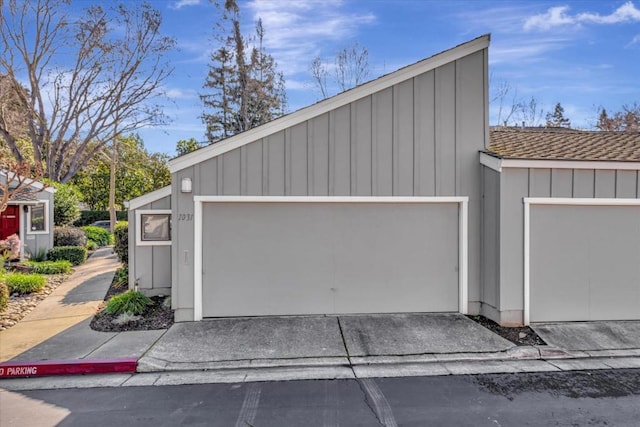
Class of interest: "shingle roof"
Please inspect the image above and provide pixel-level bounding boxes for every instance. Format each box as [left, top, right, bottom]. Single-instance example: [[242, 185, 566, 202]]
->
[[0, 188, 39, 202], [487, 128, 640, 162]]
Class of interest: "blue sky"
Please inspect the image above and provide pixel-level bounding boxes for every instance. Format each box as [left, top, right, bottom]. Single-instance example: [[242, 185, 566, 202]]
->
[[129, 0, 640, 155]]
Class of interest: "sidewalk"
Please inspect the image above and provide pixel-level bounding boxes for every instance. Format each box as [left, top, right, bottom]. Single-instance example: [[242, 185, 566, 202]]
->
[[2, 249, 640, 389], [0, 248, 162, 365]]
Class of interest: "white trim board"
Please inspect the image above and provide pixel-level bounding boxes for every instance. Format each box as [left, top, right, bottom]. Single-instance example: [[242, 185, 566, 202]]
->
[[192, 196, 469, 321], [522, 197, 640, 325], [170, 35, 490, 174], [126, 186, 171, 210], [481, 152, 640, 172]]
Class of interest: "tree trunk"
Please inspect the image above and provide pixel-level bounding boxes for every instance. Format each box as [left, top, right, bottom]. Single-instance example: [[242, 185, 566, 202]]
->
[[108, 137, 117, 233]]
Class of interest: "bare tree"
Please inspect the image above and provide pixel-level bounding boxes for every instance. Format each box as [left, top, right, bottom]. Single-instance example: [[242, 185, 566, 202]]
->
[[0, 156, 45, 214], [489, 77, 544, 127], [310, 57, 329, 99], [0, 0, 175, 183], [596, 103, 640, 131], [311, 42, 370, 99], [517, 96, 545, 127]]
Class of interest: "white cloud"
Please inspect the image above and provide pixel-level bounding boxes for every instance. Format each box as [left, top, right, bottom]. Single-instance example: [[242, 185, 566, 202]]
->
[[170, 0, 202, 10], [524, 6, 576, 31], [489, 38, 569, 64], [577, 1, 640, 24], [629, 34, 640, 46], [245, 0, 376, 75], [524, 1, 640, 31], [165, 88, 199, 100]]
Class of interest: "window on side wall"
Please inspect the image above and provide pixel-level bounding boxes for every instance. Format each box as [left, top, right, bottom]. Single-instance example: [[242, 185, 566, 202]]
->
[[28, 202, 48, 234], [136, 210, 171, 246]]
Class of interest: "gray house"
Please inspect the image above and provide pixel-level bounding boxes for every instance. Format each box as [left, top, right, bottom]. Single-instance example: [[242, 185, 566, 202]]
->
[[127, 35, 640, 326], [0, 173, 55, 259]]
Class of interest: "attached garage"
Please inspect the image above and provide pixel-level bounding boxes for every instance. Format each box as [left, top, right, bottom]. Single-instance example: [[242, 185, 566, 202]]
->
[[157, 35, 490, 323], [482, 127, 640, 326], [194, 197, 468, 319], [526, 200, 640, 323]]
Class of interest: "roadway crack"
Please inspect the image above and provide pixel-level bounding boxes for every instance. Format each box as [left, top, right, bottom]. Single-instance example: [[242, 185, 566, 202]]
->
[[336, 317, 385, 427]]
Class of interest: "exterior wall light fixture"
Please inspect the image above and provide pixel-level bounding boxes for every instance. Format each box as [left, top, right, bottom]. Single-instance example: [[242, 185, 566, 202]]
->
[[181, 177, 192, 193]]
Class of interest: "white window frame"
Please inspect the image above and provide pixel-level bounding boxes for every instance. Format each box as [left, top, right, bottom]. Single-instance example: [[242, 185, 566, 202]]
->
[[26, 200, 49, 235], [136, 209, 172, 246]]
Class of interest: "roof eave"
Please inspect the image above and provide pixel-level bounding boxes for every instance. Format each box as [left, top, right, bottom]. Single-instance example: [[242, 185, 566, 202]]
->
[[126, 185, 172, 210]]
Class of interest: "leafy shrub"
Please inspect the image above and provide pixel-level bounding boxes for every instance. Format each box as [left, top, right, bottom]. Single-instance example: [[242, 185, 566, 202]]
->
[[24, 260, 72, 275], [4, 273, 47, 294], [113, 222, 128, 265], [27, 247, 48, 262], [86, 240, 98, 251], [82, 225, 111, 247], [52, 183, 81, 226], [47, 246, 88, 266], [54, 227, 87, 247], [0, 280, 8, 312], [113, 266, 128, 288], [74, 210, 127, 227], [105, 290, 152, 316]]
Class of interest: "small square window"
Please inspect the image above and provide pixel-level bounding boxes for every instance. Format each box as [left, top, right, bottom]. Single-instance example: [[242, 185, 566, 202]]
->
[[141, 213, 171, 242], [30, 204, 46, 232]]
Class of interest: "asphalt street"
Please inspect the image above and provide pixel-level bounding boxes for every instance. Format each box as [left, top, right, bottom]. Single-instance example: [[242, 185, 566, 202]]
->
[[4, 369, 640, 426]]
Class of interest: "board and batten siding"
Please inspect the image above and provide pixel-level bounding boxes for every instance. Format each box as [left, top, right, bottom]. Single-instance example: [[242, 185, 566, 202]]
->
[[128, 195, 172, 297], [172, 49, 488, 322], [481, 163, 640, 325]]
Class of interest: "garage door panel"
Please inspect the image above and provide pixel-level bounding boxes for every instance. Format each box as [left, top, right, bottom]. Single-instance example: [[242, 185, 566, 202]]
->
[[202, 202, 459, 317], [530, 205, 640, 322]]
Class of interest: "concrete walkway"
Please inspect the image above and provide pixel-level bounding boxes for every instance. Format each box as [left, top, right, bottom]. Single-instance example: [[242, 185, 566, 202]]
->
[[0, 248, 161, 363]]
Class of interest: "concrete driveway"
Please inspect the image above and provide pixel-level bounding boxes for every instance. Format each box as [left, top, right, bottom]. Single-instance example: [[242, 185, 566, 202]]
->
[[138, 313, 515, 372], [531, 321, 640, 351]]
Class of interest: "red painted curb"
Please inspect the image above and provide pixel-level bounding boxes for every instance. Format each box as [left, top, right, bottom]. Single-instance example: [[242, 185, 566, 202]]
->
[[0, 358, 137, 379]]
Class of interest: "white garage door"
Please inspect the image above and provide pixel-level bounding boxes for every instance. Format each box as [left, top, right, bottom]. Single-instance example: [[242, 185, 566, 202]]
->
[[528, 202, 640, 323], [197, 199, 465, 318]]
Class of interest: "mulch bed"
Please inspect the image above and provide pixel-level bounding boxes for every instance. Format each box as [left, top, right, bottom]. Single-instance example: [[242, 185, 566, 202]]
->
[[467, 315, 546, 346], [90, 276, 174, 333]]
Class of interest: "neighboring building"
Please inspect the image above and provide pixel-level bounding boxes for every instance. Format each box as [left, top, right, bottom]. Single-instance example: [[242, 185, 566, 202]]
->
[[127, 35, 640, 326], [0, 175, 55, 259], [481, 127, 640, 325]]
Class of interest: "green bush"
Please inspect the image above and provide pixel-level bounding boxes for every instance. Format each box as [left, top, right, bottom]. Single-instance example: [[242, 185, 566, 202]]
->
[[4, 272, 47, 294], [47, 246, 88, 266], [113, 266, 128, 288], [86, 240, 98, 251], [0, 280, 8, 312], [54, 227, 87, 247], [113, 222, 128, 265], [27, 247, 48, 262], [81, 226, 111, 247], [74, 211, 128, 227], [105, 290, 152, 316], [52, 182, 81, 226], [24, 260, 73, 275]]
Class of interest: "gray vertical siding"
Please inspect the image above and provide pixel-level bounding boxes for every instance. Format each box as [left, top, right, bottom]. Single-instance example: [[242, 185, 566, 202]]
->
[[22, 190, 55, 256], [128, 195, 172, 297], [173, 48, 489, 321], [480, 167, 500, 315], [482, 164, 640, 325]]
